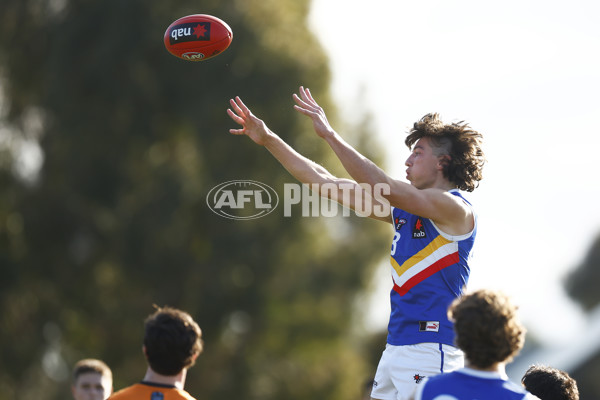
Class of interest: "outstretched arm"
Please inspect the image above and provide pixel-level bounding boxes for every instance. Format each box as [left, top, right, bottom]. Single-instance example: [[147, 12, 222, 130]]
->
[[293, 87, 474, 234], [292, 86, 399, 190], [227, 97, 391, 222]]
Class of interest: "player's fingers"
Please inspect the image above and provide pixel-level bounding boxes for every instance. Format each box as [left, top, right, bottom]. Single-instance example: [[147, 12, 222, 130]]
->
[[293, 104, 316, 117], [299, 86, 316, 105], [292, 93, 303, 105], [229, 128, 245, 135], [305, 88, 317, 104], [302, 90, 322, 113], [293, 104, 306, 115], [226, 108, 244, 124], [298, 86, 312, 103], [229, 98, 245, 116], [293, 93, 316, 111], [235, 96, 251, 115]]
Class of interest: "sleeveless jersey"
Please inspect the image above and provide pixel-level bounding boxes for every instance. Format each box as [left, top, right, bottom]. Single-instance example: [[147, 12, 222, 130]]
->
[[414, 368, 539, 400], [109, 382, 197, 400], [388, 189, 475, 346]]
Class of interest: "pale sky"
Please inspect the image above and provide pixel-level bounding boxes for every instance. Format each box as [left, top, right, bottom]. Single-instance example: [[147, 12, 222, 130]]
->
[[309, 0, 600, 347]]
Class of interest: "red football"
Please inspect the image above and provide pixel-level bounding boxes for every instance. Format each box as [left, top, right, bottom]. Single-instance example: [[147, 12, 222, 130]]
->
[[164, 14, 233, 61]]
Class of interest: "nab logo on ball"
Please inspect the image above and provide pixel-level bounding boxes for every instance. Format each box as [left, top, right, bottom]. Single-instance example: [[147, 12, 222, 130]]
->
[[207, 180, 279, 220], [164, 14, 232, 61], [168, 22, 211, 44]]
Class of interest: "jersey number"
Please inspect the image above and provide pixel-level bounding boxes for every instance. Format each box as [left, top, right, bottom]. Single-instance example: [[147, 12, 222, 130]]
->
[[391, 232, 400, 255]]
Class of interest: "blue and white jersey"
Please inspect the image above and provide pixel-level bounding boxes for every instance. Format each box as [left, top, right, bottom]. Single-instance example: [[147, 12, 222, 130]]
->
[[388, 189, 476, 346], [414, 368, 540, 400]]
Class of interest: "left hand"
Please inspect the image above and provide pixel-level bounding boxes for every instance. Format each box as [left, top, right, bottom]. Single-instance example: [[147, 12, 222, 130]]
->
[[227, 96, 272, 146]]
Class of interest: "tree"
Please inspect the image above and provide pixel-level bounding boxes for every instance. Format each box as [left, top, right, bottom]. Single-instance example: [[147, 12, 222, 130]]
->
[[565, 232, 600, 311], [0, 1, 389, 399], [562, 232, 600, 398]]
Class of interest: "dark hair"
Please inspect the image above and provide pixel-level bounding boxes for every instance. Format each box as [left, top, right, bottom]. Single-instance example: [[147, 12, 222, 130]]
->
[[522, 364, 579, 400], [72, 358, 112, 384], [144, 306, 203, 376], [449, 289, 525, 369], [405, 113, 485, 192]]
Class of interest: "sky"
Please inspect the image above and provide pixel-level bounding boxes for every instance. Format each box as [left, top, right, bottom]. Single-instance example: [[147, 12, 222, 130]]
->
[[308, 0, 600, 348]]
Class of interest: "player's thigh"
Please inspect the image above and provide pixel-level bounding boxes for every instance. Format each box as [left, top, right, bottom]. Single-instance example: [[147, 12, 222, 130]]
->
[[371, 343, 463, 400]]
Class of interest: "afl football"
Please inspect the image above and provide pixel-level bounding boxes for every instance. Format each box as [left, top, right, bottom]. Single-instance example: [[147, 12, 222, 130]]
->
[[164, 14, 233, 61]]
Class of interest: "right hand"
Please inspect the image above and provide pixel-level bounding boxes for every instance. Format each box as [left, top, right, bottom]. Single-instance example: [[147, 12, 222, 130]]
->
[[227, 96, 271, 146], [293, 86, 336, 140]]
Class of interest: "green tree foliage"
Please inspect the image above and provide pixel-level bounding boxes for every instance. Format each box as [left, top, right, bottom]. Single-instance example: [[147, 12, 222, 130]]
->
[[0, 1, 389, 399]]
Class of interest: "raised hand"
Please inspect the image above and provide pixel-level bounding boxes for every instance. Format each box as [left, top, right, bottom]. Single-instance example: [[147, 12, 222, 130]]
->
[[293, 86, 336, 139], [227, 96, 271, 146]]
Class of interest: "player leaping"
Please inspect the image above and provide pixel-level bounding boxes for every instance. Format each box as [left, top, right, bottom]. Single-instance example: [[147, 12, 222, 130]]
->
[[227, 87, 485, 400]]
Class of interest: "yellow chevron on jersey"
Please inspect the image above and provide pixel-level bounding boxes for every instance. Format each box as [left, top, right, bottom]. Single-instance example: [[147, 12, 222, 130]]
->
[[390, 234, 459, 296]]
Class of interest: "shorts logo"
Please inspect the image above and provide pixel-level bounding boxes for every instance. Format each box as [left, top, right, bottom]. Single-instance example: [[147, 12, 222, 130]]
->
[[412, 218, 426, 238], [419, 321, 440, 332], [413, 374, 425, 383]]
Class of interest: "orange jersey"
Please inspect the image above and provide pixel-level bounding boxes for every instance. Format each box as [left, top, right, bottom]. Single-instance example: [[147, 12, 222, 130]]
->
[[110, 382, 196, 400]]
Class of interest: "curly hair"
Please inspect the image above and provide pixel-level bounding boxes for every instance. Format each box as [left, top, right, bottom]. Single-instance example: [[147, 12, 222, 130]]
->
[[405, 113, 485, 192], [448, 289, 525, 369], [522, 364, 579, 400], [144, 306, 204, 376]]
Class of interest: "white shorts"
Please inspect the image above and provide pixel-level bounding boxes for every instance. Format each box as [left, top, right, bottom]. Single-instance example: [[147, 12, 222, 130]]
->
[[370, 343, 464, 400]]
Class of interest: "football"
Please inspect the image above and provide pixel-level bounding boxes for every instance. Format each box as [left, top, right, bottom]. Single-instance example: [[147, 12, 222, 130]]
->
[[164, 14, 233, 61]]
